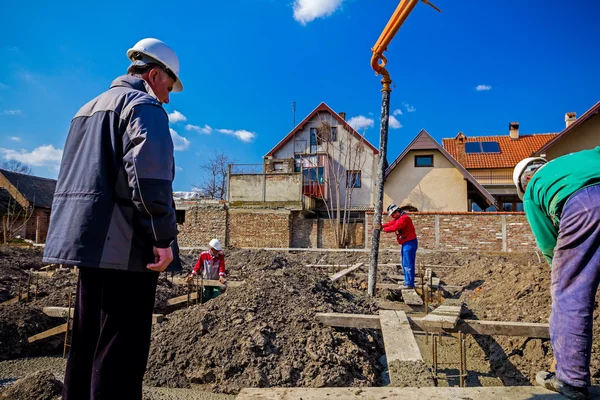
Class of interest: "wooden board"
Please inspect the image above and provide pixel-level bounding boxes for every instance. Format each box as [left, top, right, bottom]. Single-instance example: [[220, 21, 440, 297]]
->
[[316, 313, 550, 338], [167, 291, 200, 306], [27, 322, 70, 343], [421, 300, 464, 329], [401, 289, 423, 306], [0, 293, 28, 306], [380, 310, 422, 362], [43, 307, 73, 318], [377, 301, 412, 312], [316, 313, 381, 329], [236, 386, 600, 400], [329, 262, 364, 282], [169, 277, 245, 287]]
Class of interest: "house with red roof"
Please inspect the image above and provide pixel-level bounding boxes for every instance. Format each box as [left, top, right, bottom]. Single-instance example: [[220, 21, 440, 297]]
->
[[442, 124, 557, 211], [228, 102, 379, 214]]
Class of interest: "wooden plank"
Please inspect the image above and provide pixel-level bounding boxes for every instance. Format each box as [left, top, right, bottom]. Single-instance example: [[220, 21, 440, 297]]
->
[[401, 289, 423, 306], [380, 310, 422, 362], [316, 313, 381, 329], [169, 277, 245, 287], [377, 301, 412, 311], [167, 291, 199, 306], [316, 313, 550, 338], [0, 293, 28, 306], [329, 262, 364, 282], [27, 322, 70, 343], [152, 314, 164, 324], [421, 300, 464, 329], [236, 386, 600, 400]]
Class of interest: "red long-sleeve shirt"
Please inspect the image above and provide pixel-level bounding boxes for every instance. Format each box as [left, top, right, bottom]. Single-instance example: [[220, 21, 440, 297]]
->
[[382, 212, 417, 245], [192, 250, 226, 280]]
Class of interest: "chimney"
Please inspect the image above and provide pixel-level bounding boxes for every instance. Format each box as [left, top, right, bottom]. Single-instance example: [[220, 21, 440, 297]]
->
[[339, 112, 346, 121], [509, 122, 519, 140], [456, 132, 467, 165], [565, 112, 576, 128]]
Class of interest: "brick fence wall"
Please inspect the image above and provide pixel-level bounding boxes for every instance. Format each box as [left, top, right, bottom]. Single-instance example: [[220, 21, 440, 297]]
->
[[367, 212, 537, 252], [176, 206, 537, 252], [177, 204, 228, 247]]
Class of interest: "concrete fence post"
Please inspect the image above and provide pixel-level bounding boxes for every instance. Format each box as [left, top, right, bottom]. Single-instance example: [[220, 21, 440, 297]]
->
[[502, 215, 507, 252], [435, 215, 440, 249]]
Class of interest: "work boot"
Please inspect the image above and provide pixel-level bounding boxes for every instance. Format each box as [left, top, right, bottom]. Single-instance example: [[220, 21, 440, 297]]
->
[[399, 284, 415, 290], [536, 371, 589, 400]]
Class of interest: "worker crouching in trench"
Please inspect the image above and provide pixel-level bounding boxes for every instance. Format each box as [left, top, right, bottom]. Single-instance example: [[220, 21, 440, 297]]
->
[[186, 239, 227, 302]]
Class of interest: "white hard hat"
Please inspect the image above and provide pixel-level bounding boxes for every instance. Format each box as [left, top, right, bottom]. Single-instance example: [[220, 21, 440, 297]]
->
[[127, 38, 183, 92], [209, 238, 222, 251], [513, 157, 547, 200], [387, 203, 400, 216]]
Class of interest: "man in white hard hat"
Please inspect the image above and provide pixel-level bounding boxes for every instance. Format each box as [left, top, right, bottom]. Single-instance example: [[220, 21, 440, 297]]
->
[[186, 239, 227, 301], [43, 38, 183, 400], [514, 148, 600, 400]]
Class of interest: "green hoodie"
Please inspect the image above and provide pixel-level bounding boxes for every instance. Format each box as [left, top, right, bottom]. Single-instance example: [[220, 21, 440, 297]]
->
[[524, 146, 600, 266]]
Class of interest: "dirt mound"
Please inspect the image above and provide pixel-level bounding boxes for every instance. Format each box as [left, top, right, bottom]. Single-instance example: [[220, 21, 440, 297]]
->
[[0, 304, 62, 360], [145, 254, 384, 394], [0, 246, 45, 303], [446, 253, 599, 386], [0, 369, 62, 400]]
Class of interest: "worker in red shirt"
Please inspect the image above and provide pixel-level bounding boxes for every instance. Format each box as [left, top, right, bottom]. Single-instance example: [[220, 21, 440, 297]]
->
[[375, 204, 418, 289], [185, 239, 227, 301]]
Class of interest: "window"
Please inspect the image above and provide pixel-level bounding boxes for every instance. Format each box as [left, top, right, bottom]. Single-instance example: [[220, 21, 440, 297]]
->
[[347, 171, 362, 188], [294, 155, 301, 172], [310, 128, 317, 145], [465, 141, 500, 154], [415, 155, 433, 167], [331, 126, 338, 142], [176, 209, 186, 224]]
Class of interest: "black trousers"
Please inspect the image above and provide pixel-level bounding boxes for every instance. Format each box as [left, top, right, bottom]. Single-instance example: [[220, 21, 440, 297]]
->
[[63, 267, 159, 400]]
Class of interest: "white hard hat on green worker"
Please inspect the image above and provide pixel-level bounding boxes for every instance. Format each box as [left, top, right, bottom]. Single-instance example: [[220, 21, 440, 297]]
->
[[513, 157, 547, 200], [127, 38, 183, 92]]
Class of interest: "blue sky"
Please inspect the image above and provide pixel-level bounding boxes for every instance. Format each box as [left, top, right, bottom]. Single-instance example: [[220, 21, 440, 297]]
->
[[1, 0, 599, 191]]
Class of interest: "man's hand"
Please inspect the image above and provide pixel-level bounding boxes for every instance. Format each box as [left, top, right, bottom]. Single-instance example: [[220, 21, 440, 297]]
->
[[373, 223, 382, 230], [219, 276, 227, 284], [147, 246, 174, 272], [185, 274, 195, 283]]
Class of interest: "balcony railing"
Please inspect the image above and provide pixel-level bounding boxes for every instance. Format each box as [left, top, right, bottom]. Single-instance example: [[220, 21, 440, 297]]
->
[[470, 171, 513, 185]]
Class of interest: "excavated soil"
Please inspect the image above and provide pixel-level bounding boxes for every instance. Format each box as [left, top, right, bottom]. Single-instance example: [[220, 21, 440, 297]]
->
[[145, 252, 385, 394], [1, 244, 599, 394], [0, 369, 62, 400]]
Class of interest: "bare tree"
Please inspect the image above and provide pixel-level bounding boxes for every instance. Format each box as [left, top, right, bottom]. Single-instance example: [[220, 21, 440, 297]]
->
[[311, 116, 368, 248], [0, 160, 32, 175], [1, 191, 34, 243], [194, 151, 236, 201]]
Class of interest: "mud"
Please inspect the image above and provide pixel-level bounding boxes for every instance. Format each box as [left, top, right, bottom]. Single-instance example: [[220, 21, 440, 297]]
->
[[388, 360, 435, 387], [0, 369, 62, 400], [145, 253, 385, 394]]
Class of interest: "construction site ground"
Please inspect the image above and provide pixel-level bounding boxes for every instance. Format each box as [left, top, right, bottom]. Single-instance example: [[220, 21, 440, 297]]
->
[[0, 244, 598, 399]]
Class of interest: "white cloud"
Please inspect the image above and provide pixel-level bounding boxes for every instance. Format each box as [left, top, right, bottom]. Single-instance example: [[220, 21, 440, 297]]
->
[[186, 124, 213, 134], [9, 136, 20, 141], [216, 129, 257, 142], [175, 166, 183, 172], [348, 115, 374, 131], [168, 110, 187, 123], [392, 109, 403, 116], [169, 128, 191, 151], [0, 145, 63, 167], [402, 102, 416, 113], [388, 115, 402, 129], [476, 84, 492, 91], [2, 109, 22, 116], [293, 0, 344, 25]]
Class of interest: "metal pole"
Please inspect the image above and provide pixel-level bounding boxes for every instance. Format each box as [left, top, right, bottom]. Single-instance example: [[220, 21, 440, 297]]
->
[[368, 84, 391, 296]]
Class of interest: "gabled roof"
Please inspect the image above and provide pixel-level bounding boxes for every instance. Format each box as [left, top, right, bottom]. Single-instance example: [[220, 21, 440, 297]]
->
[[442, 133, 557, 169], [265, 102, 379, 157], [533, 101, 600, 157], [0, 188, 23, 215], [386, 129, 497, 206], [0, 169, 57, 208]]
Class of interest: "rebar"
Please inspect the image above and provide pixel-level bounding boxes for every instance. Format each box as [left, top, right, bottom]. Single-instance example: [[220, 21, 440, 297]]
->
[[26, 271, 31, 304], [63, 289, 73, 358]]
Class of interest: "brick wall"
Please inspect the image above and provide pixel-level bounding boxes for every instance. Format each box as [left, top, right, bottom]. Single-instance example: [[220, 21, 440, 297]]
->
[[290, 213, 365, 249], [367, 212, 536, 252], [229, 210, 291, 248], [177, 204, 228, 247]]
